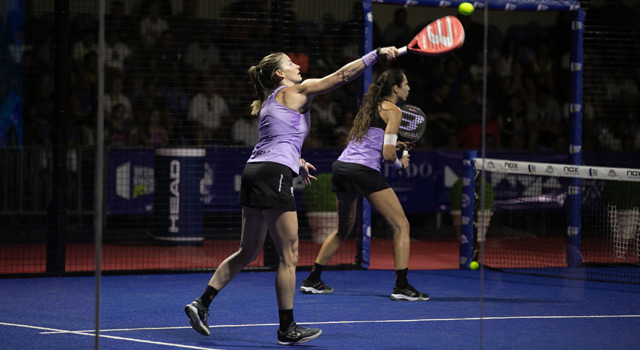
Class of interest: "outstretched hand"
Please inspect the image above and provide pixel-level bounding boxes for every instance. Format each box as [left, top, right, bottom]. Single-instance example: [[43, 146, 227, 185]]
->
[[299, 159, 317, 186]]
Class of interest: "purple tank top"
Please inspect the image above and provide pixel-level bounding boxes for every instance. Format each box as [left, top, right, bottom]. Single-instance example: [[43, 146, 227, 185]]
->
[[247, 86, 310, 175], [338, 111, 386, 172]]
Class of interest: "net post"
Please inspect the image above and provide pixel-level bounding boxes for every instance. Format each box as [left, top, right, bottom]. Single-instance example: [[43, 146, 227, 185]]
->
[[566, 9, 585, 267], [460, 150, 477, 269], [360, 197, 371, 269]]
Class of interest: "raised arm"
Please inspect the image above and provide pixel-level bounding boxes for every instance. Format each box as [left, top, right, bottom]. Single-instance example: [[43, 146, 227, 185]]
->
[[281, 47, 399, 112]]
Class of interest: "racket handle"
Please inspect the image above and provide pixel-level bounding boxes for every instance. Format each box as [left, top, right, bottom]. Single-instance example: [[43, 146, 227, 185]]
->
[[398, 46, 408, 56], [402, 149, 409, 157]]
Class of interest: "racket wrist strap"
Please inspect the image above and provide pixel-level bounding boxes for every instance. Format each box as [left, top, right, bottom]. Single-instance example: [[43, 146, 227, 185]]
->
[[393, 158, 403, 170], [362, 48, 380, 68]]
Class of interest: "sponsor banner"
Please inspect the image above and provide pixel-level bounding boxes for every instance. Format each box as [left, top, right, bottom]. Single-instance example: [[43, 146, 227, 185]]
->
[[475, 158, 640, 182], [106, 149, 155, 215]]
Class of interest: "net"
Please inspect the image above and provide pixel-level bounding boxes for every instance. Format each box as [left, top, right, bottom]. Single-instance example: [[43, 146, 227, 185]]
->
[[469, 158, 640, 284]]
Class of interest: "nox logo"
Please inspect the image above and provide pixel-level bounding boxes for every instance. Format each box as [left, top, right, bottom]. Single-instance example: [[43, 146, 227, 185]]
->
[[546, 166, 554, 174], [589, 168, 598, 177], [608, 170, 617, 177], [627, 170, 640, 178], [427, 17, 454, 47], [563, 166, 579, 173], [169, 160, 180, 233], [504, 162, 518, 169]]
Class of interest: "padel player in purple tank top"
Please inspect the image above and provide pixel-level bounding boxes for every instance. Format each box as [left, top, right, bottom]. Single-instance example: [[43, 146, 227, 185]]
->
[[185, 48, 400, 345], [301, 69, 430, 302]]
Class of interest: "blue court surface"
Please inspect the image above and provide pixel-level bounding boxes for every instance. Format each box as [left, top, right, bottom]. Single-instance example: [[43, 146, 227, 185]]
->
[[2, 269, 640, 349]]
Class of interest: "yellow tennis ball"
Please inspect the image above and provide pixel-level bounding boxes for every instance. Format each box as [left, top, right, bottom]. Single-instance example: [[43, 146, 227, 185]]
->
[[470, 261, 479, 270], [459, 2, 475, 16]]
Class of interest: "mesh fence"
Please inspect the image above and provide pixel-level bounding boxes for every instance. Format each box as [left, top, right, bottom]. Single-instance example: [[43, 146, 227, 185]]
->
[[1, 1, 639, 276]]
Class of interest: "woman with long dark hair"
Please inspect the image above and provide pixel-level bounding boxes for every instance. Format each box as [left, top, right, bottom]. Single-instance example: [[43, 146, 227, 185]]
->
[[301, 69, 429, 301], [185, 47, 399, 344]]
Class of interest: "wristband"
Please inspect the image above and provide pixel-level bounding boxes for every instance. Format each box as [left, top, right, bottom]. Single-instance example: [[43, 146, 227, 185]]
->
[[393, 158, 403, 170], [362, 48, 380, 68]]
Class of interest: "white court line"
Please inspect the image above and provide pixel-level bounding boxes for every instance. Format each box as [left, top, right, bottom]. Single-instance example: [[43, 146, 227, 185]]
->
[[32, 314, 640, 335], [0, 322, 224, 350]]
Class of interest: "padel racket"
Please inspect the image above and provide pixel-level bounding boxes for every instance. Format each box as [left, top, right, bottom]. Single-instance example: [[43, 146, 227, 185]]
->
[[398, 16, 465, 57], [397, 104, 426, 176]]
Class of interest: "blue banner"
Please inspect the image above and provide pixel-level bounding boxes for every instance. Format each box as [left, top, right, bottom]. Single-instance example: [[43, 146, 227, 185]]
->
[[106, 148, 638, 216]]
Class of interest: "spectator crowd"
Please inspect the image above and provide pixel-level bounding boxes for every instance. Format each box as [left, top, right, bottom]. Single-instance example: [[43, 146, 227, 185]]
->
[[10, 0, 640, 152]]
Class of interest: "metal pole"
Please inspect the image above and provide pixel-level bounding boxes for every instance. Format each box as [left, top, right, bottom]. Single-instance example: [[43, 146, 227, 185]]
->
[[95, 0, 106, 348]]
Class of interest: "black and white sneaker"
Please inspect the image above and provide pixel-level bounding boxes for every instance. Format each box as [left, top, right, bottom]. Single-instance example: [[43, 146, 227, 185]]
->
[[390, 284, 430, 301], [300, 279, 334, 294], [184, 298, 210, 336], [277, 322, 322, 345]]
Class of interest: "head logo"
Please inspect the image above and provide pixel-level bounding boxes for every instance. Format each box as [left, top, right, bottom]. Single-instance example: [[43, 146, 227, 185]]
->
[[608, 170, 617, 177], [438, 1, 452, 7], [462, 216, 470, 225], [567, 226, 579, 236], [546, 166, 554, 174], [570, 144, 582, 154], [537, 4, 549, 11], [568, 186, 580, 195], [589, 168, 598, 177], [528, 164, 536, 173], [505, 3, 517, 11]]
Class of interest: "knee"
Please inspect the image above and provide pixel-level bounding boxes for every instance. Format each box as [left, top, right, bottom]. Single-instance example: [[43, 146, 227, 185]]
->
[[393, 217, 410, 237]]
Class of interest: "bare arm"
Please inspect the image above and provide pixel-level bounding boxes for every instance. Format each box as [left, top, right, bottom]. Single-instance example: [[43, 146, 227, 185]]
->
[[281, 47, 399, 112], [381, 104, 408, 168]]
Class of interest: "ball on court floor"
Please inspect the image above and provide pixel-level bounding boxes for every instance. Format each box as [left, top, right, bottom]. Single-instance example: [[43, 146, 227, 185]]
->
[[470, 261, 479, 270], [458, 2, 474, 16]]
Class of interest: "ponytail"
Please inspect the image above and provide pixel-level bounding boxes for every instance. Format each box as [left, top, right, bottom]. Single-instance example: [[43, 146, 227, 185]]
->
[[345, 69, 406, 146], [247, 52, 285, 116]]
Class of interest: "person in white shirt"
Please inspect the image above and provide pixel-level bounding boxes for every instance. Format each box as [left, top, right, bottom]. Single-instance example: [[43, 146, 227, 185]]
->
[[187, 77, 229, 145]]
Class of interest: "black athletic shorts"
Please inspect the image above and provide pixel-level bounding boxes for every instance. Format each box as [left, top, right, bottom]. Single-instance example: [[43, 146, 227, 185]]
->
[[331, 160, 390, 196], [238, 162, 296, 211]]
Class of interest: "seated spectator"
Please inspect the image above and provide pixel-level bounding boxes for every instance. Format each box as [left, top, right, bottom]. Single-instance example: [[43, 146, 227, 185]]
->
[[450, 81, 478, 130], [139, 1, 169, 49], [72, 28, 97, 67], [105, 30, 132, 73], [106, 0, 136, 43], [104, 74, 132, 120], [106, 103, 128, 146], [458, 106, 500, 150], [231, 113, 259, 147], [187, 76, 230, 145], [310, 93, 341, 145], [496, 94, 526, 149], [145, 108, 170, 146], [525, 86, 563, 150], [184, 27, 221, 74]]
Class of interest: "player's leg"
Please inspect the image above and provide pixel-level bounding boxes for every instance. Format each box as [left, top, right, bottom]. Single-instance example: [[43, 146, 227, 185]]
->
[[367, 188, 429, 301], [264, 208, 322, 344], [301, 192, 357, 294], [185, 206, 268, 336]]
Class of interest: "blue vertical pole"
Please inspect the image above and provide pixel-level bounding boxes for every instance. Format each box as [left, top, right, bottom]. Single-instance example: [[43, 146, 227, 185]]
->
[[360, 0, 373, 269], [566, 9, 585, 267], [460, 151, 477, 269]]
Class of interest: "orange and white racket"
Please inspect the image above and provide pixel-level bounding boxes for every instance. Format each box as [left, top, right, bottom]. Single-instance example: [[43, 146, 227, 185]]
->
[[398, 16, 465, 57]]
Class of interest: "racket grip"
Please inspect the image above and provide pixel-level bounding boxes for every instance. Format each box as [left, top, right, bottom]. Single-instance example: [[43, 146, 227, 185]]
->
[[402, 149, 409, 157], [398, 46, 408, 56]]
